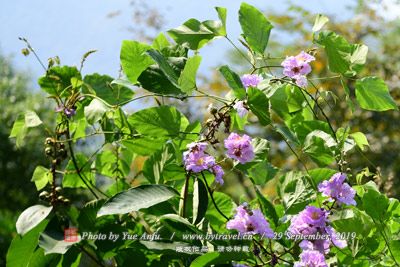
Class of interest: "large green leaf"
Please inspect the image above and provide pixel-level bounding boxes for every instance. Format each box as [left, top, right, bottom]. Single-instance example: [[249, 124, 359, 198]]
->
[[238, 2, 273, 54], [146, 49, 180, 88], [39, 230, 77, 255], [355, 76, 398, 111], [278, 171, 314, 214], [38, 66, 81, 96], [120, 40, 153, 84], [128, 106, 189, 137], [254, 186, 279, 227], [63, 154, 95, 188], [178, 55, 202, 94], [218, 65, 246, 99], [167, 17, 224, 50], [303, 130, 337, 166], [6, 220, 48, 267], [205, 192, 235, 231], [247, 87, 270, 125], [122, 137, 167, 156], [83, 73, 134, 105], [137, 57, 185, 95], [97, 185, 178, 217], [16, 205, 53, 236], [312, 14, 329, 32], [316, 31, 368, 77]]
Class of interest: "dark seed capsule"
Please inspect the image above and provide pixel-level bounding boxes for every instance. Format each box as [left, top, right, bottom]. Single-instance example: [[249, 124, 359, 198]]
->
[[45, 147, 53, 155], [39, 191, 49, 199], [45, 138, 54, 145], [63, 199, 70, 205]]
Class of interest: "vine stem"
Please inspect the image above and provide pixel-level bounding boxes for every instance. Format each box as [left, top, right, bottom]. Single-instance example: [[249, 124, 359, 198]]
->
[[200, 172, 229, 221], [65, 121, 107, 199]]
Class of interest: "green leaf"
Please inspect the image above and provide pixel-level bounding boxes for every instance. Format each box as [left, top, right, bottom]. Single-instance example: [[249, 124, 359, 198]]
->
[[192, 178, 208, 225], [168, 18, 224, 50], [362, 187, 389, 220], [25, 110, 43, 127], [31, 166, 51, 191], [83, 74, 134, 105], [84, 99, 108, 124], [16, 205, 53, 236], [278, 171, 314, 214], [142, 144, 175, 184], [312, 14, 329, 32], [205, 192, 235, 231], [39, 231, 77, 255], [120, 40, 153, 84], [128, 106, 189, 137], [146, 49, 180, 88], [389, 240, 400, 263], [238, 2, 273, 54], [190, 252, 252, 267], [152, 33, 170, 51], [178, 55, 201, 94], [308, 168, 337, 184], [63, 154, 95, 189], [254, 186, 279, 227], [215, 7, 227, 35], [6, 220, 49, 267], [10, 111, 43, 147], [316, 31, 368, 77], [137, 58, 185, 95], [293, 120, 331, 144], [350, 132, 369, 151], [122, 137, 167, 156], [218, 65, 246, 99], [248, 160, 278, 185], [247, 87, 270, 125], [355, 76, 398, 111], [303, 130, 336, 166], [97, 185, 179, 217], [38, 66, 81, 96]]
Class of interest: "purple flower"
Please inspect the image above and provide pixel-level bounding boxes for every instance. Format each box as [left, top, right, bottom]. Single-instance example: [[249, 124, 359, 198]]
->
[[326, 226, 347, 249], [183, 142, 225, 185], [226, 203, 274, 238], [224, 133, 255, 164], [300, 239, 330, 255], [211, 165, 224, 185], [289, 206, 329, 235], [233, 101, 248, 118], [240, 74, 262, 89], [184, 152, 215, 173], [55, 105, 76, 118], [318, 172, 356, 206], [281, 51, 315, 88], [294, 250, 327, 267]]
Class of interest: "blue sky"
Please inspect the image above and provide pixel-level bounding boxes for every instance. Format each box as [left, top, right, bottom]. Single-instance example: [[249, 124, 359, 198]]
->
[[0, 0, 355, 84]]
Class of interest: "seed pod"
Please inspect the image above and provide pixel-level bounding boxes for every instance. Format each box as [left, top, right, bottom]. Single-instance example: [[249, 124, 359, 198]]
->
[[57, 196, 65, 201], [209, 107, 218, 115], [45, 147, 53, 156], [55, 187, 62, 193], [63, 199, 70, 205], [39, 191, 49, 199], [45, 138, 54, 145]]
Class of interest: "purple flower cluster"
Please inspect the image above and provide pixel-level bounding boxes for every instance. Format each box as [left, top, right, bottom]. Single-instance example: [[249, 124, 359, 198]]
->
[[226, 203, 274, 238], [233, 101, 248, 118], [56, 105, 76, 118], [318, 173, 356, 206], [224, 133, 255, 164], [240, 74, 262, 89], [289, 206, 347, 266], [183, 142, 225, 185], [281, 51, 315, 87], [294, 250, 327, 267]]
